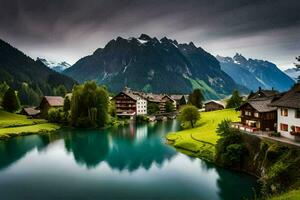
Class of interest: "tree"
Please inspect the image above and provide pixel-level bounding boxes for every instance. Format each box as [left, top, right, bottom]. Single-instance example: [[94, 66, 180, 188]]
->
[[54, 85, 67, 97], [178, 105, 200, 128], [63, 96, 71, 112], [19, 83, 40, 106], [226, 90, 243, 108], [147, 102, 160, 115], [70, 81, 109, 128], [188, 89, 204, 109], [296, 56, 300, 82], [165, 101, 175, 113], [2, 87, 21, 112], [0, 82, 9, 104]]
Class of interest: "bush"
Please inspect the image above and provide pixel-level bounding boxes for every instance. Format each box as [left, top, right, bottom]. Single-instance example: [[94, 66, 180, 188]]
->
[[48, 108, 63, 123], [136, 115, 149, 123]]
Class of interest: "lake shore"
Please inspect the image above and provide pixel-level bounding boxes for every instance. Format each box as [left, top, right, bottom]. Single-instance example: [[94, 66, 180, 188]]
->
[[166, 109, 300, 200]]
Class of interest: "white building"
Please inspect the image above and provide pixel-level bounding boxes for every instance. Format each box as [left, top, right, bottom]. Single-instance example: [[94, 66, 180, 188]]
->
[[270, 83, 300, 141], [136, 95, 147, 115]]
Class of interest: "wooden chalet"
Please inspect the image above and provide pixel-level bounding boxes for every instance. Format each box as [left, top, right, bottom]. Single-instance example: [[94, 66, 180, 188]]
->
[[38, 96, 64, 118], [204, 100, 225, 112], [235, 98, 277, 132]]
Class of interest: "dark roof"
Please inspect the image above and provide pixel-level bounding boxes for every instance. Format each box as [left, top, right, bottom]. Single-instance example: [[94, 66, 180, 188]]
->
[[248, 88, 278, 100], [170, 95, 184, 101], [269, 83, 300, 109], [204, 100, 225, 108], [239, 98, 277, 113], [44, 96, 64, 107], [22, 107, 40, 116]]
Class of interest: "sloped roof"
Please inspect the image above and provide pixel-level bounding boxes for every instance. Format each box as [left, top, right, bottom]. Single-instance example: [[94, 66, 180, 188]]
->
[[269, 83, 300, 109], [44, 96, 64, 106], [204, 100, 225, 108], [248, 89, 278, 100], [170, 95, 184, 101], [240, 98, 277, 112], [22, 107, 40, 116]]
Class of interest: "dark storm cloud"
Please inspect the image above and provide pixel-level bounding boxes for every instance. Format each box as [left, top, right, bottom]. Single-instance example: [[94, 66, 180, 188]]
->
[[0, 0, 299, 67]]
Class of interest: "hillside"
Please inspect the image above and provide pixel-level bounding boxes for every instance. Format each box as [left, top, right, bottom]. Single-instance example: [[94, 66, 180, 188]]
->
[[217, 54, 295, 92], [0, 39, 77, 94], [285, 68, 300, 82], [64, 34, 246, 99]]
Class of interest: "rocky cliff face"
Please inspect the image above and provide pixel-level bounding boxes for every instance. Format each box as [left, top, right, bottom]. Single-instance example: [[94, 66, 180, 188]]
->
[[217, 54, 295, 92], [64, 34, 245, 99]]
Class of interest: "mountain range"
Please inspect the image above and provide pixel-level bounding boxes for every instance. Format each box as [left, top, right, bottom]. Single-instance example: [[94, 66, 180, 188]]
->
[[284, 68, 300, 82], [217, 54, 295, 92], [64, 34, 246, 99], [0, 39, 76, 95], [37, 58, 71, 73]]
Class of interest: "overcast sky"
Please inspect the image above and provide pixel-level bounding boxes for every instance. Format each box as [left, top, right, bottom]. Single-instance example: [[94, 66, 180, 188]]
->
[[0, 0, 299, 69]]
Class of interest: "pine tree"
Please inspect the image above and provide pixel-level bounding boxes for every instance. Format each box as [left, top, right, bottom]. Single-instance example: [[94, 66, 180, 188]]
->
[[2, 87, 21, 112], [226, 90, 243, 108], [188, 89, 204, 109]]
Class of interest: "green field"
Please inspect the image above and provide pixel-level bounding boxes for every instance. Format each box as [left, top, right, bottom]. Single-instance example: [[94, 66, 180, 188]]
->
[[0, 110, 59, 139], [166, 109, 240, 161], [269, 189, 300, 200]]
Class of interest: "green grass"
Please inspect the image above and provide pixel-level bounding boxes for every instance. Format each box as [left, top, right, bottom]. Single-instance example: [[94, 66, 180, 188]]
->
[[0, 109, 59, 139], [269, 189, 300, 200], [0, 110, 46, 128], [166, 109, 240, 161]]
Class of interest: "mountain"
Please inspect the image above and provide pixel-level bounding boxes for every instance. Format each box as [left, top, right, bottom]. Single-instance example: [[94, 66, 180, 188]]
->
[[284, 68, 300, 82], [0, 39, 77, 94], [37, 57, 71, 73], [64, 34, 245, 99], [217, 54, 295, 92]]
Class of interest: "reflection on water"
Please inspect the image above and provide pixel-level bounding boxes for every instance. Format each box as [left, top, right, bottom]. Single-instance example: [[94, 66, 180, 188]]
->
[[0, 120, 259, 200]]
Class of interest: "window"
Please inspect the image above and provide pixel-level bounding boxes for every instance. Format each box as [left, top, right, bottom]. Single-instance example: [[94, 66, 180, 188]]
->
[[295, 109, 300, 118], [245, 111, 251, 116], [280, 123, 288, 131], [281, 108, 288, 116], [254, 112, 259, 118]]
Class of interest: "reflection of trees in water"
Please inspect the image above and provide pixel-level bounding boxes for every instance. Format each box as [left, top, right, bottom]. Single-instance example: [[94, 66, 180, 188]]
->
[[0, 134, 51, 170], [0, 120, 180, 172], [106, 136, 176, 172], [63, 129, 109, 169], [63, 121, 179, 171]]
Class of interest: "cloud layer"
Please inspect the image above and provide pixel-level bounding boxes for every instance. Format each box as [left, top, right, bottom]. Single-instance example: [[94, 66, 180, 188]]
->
[[0, 0, 299, 68]]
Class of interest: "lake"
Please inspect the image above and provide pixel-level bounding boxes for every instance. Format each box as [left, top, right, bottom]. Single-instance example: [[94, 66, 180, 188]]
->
[[0, 120, 259, 200]]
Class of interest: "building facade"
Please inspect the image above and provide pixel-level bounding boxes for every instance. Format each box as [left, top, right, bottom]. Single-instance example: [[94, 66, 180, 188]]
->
[[270, 83, 300, 140]]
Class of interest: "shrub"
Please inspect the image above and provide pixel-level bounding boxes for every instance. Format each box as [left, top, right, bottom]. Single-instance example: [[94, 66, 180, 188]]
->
[[48, 108, 63, 123]]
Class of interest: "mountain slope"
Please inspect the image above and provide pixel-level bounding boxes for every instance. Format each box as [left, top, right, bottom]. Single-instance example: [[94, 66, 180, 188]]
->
[[284, 68, 300, 82], [217, 54, 295, 91], [0, 39, 77, 93], [37, 57, 71, 73], [64, 34, 244, 99]]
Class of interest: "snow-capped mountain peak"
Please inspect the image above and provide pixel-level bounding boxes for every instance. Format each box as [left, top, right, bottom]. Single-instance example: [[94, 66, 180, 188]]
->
[[37, 57, 71, 73]]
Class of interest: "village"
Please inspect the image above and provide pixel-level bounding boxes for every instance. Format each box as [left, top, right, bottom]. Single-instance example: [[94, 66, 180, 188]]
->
[[18, 82, 300, 145]]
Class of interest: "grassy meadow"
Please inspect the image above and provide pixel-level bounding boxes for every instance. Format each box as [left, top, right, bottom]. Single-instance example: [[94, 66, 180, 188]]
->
[[0, 109, 59, 139], [166, 109, 240, 161]]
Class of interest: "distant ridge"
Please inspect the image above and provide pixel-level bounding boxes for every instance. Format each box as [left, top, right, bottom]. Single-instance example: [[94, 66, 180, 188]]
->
[[217, 54, 295, 92]]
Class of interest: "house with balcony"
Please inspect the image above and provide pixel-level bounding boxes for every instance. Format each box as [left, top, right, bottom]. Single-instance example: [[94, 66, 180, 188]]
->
[[112, 89, 147, 116], [269, 83, 300, 141], [233, 97, 277, 133]]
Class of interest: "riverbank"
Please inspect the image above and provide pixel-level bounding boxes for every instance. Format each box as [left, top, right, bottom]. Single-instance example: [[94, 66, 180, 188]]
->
[[166, 109, 239, 161], [0, 110, 60, 140], [166, 109, 300, 200]]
